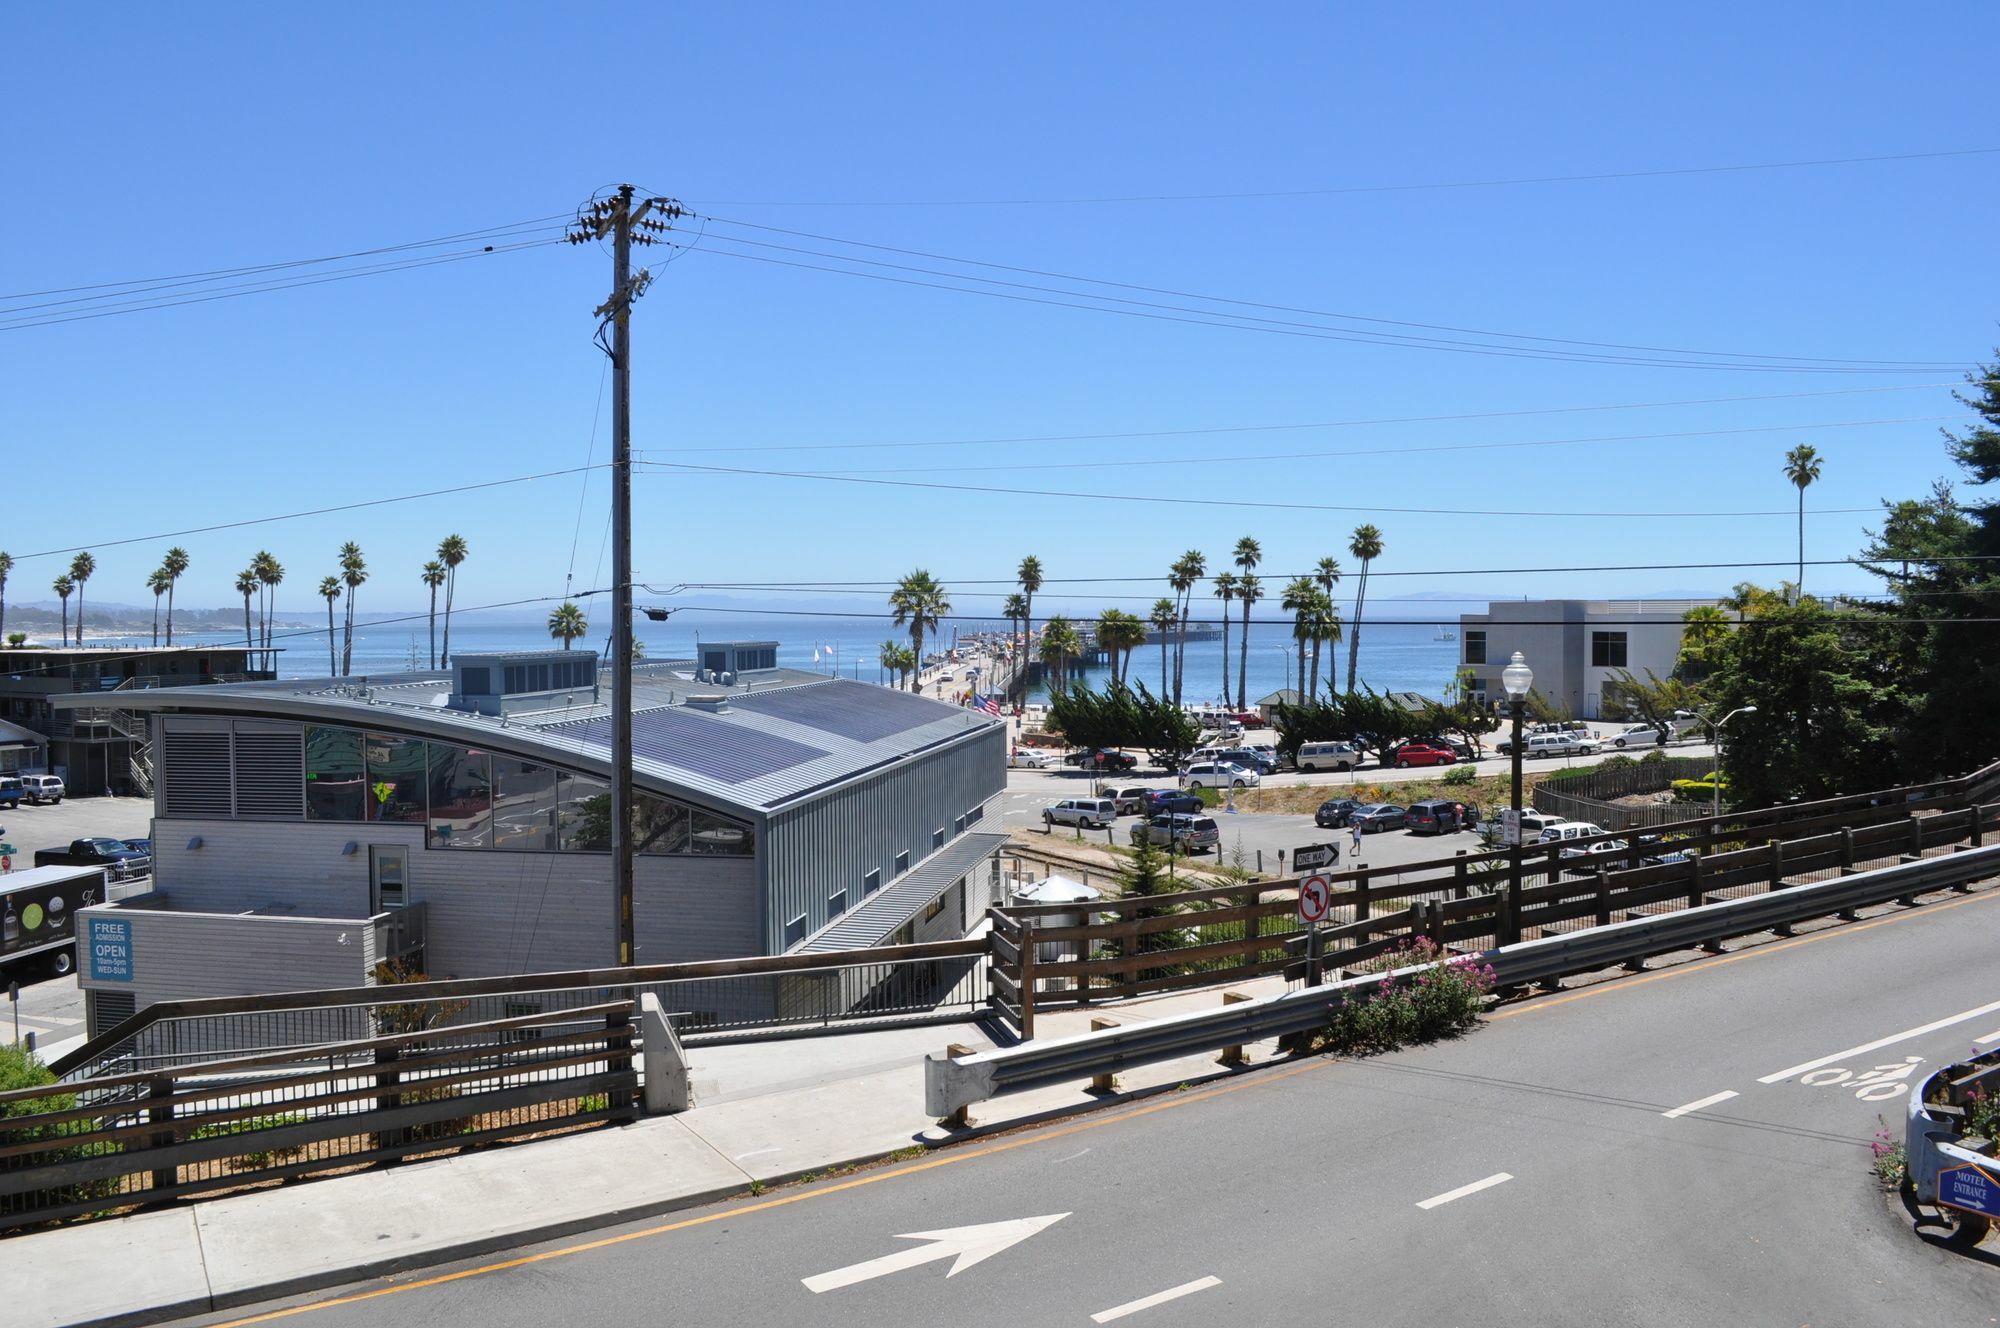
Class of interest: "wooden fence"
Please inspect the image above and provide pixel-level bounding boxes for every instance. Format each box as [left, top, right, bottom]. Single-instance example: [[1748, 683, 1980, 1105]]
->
[[990, 758, 2000, 1034]]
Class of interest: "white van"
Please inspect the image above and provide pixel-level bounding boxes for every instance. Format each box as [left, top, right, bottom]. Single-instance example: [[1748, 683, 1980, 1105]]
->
[[1043, 797, 1117, 829], [1295, 741, 1361, 773]]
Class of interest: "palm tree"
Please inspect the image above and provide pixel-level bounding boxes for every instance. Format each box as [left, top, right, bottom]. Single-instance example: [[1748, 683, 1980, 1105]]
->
[[317, 578, 342, 675], [437, 534, 469, 666], [1212, 571, 1237, 707], [1282, 576, 1318, 701], [52, 574, 73, 647], [1168, 549, 1206, 704], [338, 543, 367, 675], [1149, 598, 1177, 698], [879, 639, 904, 687], [1308, 591, 1342, 697], [67, 552, 94, 645], [147, 568, 170, 646], [1040, 616, 1080, 690], [235, 568, 258, 651], [547, 601, 588, 649], [161, 546, 190, 645], [1001, 592, 1028, 664], [888, 570, 950, 691], [253, 551, 284, 651], [1312, 555, 1343, 699], [0, 550, 15, 643], [1235, 572, 1263, 709], [1344, 524, 1384, 694], [1015, 555, 1043, 660], [1232, 537, 1261, 709], [421, 560, 447, 668], [1783, 444, 1823, 597], [1095, 608, 1145, 685]]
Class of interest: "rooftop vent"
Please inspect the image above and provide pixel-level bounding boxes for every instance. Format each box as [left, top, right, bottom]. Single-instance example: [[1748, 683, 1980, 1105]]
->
[[684, 693, 731, 713], [451, 650, 601, 716]]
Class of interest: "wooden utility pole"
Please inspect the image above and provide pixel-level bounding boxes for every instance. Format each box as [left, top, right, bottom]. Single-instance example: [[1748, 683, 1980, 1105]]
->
[[570, 185, 685, 965]]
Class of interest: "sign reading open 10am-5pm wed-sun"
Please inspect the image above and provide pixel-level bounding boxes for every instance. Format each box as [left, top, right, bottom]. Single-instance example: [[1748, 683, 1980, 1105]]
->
[[87, 916, 134, 983]]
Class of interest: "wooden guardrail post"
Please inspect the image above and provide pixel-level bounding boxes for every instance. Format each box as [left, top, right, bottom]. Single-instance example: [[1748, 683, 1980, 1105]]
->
[[1767, 840, 1794, 935], [1089, 1018, 1120, 1092], [1453, 851, 1468, 900], [941, 1043, 977, 1128], [1219, 990, 1253, 1065], [1686, 854, 1704, 913], [1018, 921, 1038, 1041], [145, 1074, 176, 1196], [1355, 872, 1372, 923], [373, 1045, 407, 1153], [1908, 814, 1925, 860], [1594, 870, 1612, 929], [1973, 803, 1986, 849], [606, 1003, 638, 1118], [1837, 827, 1860, 919]]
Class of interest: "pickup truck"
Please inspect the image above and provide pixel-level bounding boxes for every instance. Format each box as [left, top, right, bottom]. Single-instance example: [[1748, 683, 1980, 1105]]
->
[[34, 837, 152, 881]]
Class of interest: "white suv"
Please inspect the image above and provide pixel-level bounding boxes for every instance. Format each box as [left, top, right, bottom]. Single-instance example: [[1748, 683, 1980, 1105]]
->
[[1180, 762, 1260, 790], [19, 774, 65, 805], [1043, 797, 1116, 829]]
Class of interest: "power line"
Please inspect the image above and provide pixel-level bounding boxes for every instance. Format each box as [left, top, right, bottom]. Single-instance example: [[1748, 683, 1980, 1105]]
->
[[635, 458, 1883, 519], [679, 238, 1955, 376], [689, 146, 2000, 207], [654, 414, 1955, 479], [634, 382, 1964, 456], [6, 465, 607, 563], [700, 214, 1956, 369]]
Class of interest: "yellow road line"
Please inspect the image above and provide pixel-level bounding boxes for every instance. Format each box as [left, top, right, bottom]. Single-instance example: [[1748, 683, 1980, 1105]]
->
[[201, 884, 2000, 1326]]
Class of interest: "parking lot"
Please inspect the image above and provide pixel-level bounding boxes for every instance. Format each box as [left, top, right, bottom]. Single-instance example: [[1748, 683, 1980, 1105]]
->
[[1, 792, 154, 867]]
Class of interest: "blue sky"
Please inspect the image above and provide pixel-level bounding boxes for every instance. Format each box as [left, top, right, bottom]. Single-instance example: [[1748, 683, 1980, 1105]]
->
[[5, 3, 1997, 635]]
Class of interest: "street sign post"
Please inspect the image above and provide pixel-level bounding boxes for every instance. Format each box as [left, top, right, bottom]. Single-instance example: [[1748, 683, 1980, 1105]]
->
[[1939, 1161, 2000, 1220], [1299, 874, 1332, 986]]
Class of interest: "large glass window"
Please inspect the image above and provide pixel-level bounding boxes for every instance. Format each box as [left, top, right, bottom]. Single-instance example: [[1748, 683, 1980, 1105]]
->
[[426, 744, 493, 848], [633, 795, 691, 856], [557, 772, 611, 851], [365, 733, 428, 823], [305, 725, 366, 821], [1591, 631, 1628, 668], [1464, 630, 1487, 665], [492, 759, 560, 851], [689, 808, 754, 856]]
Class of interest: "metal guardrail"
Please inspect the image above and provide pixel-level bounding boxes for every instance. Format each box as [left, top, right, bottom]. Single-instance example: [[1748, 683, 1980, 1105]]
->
[[926, 845, 2000, 1118]]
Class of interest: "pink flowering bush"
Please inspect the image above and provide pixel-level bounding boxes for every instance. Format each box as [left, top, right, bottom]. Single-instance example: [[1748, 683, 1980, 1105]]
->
[[1320, 936, 1496, 1055]]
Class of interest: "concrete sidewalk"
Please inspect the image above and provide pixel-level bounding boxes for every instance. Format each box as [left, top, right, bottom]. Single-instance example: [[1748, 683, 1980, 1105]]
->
[[13, 977, 1300, 1328]]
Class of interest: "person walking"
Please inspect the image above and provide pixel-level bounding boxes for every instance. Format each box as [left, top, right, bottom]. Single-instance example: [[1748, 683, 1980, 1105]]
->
[[1349, 820, 1363, 858]]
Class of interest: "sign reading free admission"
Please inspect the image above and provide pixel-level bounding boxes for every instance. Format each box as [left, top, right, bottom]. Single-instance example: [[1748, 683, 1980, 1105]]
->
[[1939, 1161, 2000, 1219], [87, 916, 134, 983]]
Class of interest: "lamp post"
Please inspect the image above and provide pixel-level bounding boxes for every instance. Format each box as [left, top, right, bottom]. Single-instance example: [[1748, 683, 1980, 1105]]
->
[[1501, 651, 1534, 945], [1700, 704, 1758, 821]]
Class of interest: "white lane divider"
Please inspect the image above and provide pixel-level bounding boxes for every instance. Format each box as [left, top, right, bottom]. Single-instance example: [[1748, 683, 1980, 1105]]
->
[[1416, 1172, 1513, 1210], [1975, 1029, 2000, 1047], [1091, 1276, 1223, 1323], [1662, 1090, 1739, 1119], [1757, 998, 2000, 1085]]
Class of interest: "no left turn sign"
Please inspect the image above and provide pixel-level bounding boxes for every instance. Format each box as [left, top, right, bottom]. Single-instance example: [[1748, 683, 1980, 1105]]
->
[[1299, 874, 1332, 923]]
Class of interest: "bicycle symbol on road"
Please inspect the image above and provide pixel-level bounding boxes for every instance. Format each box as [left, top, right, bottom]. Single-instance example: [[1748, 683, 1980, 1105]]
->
[[1796, 1056, 1924, 1101]]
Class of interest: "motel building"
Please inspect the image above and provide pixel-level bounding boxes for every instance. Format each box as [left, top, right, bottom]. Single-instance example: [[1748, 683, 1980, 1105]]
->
[[62, 644, 1007, 1036]]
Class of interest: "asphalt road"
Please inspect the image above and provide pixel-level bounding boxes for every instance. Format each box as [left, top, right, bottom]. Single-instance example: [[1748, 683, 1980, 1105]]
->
[[173, 879, 2000, 1327]]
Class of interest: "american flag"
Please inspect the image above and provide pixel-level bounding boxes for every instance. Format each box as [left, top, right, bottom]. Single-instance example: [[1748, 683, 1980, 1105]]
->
[[978, 694, 1002, 716]]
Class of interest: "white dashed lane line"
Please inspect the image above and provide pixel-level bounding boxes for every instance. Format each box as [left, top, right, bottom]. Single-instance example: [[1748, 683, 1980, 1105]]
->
[[1091, 1276, 1222, 1323], [1756, 998, 2000, 1084], [1662, 1091, 1739, 1119], [1416, 1173, 1513, 1210]]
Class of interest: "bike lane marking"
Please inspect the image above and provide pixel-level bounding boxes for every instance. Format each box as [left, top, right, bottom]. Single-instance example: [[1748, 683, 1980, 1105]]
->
[[1756, 997, 2000, 1084], [1662, 1090, 1738, 1119]]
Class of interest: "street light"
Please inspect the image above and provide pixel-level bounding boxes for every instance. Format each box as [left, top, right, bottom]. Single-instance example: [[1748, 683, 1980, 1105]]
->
[[1698, 704, 1758, 820], [1501, 652, 1533, 945]]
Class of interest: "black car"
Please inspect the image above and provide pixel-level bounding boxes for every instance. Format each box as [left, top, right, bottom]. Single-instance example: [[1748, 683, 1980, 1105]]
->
[[1315, 797, 1361, 829], [1405, 799, 1477, 835], [1066, 748, 1139, 772], [1145, 789, 1205, 816], [1350, 804, 1407, 833]]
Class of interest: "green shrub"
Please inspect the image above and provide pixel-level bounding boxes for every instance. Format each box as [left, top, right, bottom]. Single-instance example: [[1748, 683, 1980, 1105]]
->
[[189, 1113, 310, 1170], [1639, 748, 1668, 765], [1319, 937, 1496, 1055], [0, 1044, 122, 1219], [1440, 764, 1477, 786], [1671, 774, 1727, 802], [1596, 754, 1638, 772]]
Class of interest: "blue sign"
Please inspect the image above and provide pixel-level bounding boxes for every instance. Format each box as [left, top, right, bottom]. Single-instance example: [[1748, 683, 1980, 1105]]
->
[[87, 917, 133, 983], [1939, 1162, 2000, 1219]]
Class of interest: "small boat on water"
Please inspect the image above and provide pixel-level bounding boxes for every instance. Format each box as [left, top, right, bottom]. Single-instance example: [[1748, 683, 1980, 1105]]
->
[[1434, 628, 1457, 642]]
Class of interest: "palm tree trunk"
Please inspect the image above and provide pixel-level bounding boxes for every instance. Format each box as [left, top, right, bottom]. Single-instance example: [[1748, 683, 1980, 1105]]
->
[[1238, 599, 1251, 711], [1346, 570, 1367, 694], [327, 601, 337, 674], [343, 589, 355, 676], [1174, 606, 1187, 704], [429, 584, 438, 668], [1308, 634, 1320, 698], [441, 571, 454, 668], [1159, 633, 1169, 698], [243, 593, 252, 651], [166, 582, 175, 646], [1220, 613, 1231, 710], [1296, 629, 1307, 704], [1797, 489, 1805, 597], [151, 598, 159, 648]]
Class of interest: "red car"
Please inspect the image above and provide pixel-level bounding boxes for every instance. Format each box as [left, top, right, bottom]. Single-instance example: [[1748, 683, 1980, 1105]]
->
[[1227, 711, 1266, 729], [1390, 742, 1457, 768]]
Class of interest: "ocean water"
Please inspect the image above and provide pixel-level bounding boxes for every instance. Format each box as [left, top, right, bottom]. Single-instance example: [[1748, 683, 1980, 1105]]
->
[[85, 615, 1465, 703]]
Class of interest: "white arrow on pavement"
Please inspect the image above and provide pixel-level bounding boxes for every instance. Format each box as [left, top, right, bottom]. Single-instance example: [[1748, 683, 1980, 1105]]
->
[[801, 1213, 1070, 1294]]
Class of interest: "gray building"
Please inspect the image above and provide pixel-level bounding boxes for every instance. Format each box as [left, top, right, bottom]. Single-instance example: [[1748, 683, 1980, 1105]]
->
[[63, 646, 1006, 1033], [1457, 600, 1717, 719]]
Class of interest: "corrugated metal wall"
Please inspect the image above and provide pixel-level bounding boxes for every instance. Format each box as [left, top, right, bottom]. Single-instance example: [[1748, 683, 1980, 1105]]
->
[[760, 724, 1006, 952]]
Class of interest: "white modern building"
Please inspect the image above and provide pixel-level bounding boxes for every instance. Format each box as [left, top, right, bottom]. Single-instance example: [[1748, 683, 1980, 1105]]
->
[[1456, 600, 1719, 719]]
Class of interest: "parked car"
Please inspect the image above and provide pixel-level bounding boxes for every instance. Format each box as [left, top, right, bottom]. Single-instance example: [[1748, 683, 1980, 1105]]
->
[[1606, 724, 1666, 749], [1538, 821, 1609, 845], [1350, 804, 1407, 833], [18, 774, 65, 805], [1495, 733, 1601, 759], [1010, 748, 1055, 769], [1406, 799, 1478, 835], [1479, 810, 1574, 847], [1129, 812, 1222, 855], [1560, 838, 1632, 871], [1103, 787, 1157, 816], [33, 837, 149, 880], [1294, 740, 1362, 773], [1065, 748, 1139, 772], [1227, 711, 1266, 730], [1388, 742, 1457, 769], [1043, 798, 1117, 830], [1198, 747, 1277, 776], [1315, 797, 1362, 828], [1144, 789, 1205, 816], [121, 837, 153, 857], [1180, 762, 1260, 791], [0, 775, 20, 810]]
